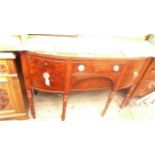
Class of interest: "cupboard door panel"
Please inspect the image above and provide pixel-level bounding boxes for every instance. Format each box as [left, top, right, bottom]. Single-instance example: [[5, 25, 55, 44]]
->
[[119, 59, 146, 89], [28, 55, 66, 92], [133, 80, 155, 97], [147, 70, 155, 80], [0, 77, 17, 115], [133, 58, 155, 96]]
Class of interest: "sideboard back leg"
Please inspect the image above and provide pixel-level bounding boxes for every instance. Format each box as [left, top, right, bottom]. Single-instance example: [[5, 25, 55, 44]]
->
[[61, 94, 68, 121], [101, 90, 116, 117], [120, 84, 136, 108]]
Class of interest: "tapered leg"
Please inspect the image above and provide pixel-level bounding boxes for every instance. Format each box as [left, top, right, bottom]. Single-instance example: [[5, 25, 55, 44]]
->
[[101, 91, 116, 117], [61, 94, 68, 121], [27, 90, 36, 118], [120, 85, 136, 108]]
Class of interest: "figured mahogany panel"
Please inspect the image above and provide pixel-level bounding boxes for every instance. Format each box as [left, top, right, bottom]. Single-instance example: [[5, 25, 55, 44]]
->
[[71, 77, 113, 91], [26, 54, 148, 93], [27, 55, 66, 92]]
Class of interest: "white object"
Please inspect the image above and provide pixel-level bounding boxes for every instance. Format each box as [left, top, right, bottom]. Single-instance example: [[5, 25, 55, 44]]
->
[[133, 71, 139, 77], [113, 65, 120, 72], [43, 72, 50, 86], [78, 65, 85, 72]]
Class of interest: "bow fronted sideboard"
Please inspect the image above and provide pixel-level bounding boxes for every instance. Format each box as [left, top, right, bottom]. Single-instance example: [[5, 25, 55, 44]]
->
[[20, 51, 154, 120]]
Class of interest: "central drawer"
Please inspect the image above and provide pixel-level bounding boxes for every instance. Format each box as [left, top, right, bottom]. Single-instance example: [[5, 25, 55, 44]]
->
[[27, 56, 66, 92], [71, 60, 125, 90]]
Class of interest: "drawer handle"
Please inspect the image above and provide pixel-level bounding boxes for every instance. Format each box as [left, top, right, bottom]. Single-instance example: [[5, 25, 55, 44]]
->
[[78, 65, 85, 72], [43, 72, 51, 86], [113, 65, 120, 72]]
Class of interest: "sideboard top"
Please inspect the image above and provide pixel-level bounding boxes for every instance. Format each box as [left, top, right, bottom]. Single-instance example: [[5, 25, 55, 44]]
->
[[0, 34, 155, 58], [22, 35, 155, 58]]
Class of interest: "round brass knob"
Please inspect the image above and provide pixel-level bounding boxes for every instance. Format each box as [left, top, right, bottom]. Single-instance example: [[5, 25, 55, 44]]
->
[[78, 64, 85, 72], [113, 65, 120, 72], [43, 72, 50, 78], [133, 71, 139, 77]]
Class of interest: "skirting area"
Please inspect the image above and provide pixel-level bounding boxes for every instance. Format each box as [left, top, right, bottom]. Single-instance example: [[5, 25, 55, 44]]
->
[[29, 90, 155, 121]]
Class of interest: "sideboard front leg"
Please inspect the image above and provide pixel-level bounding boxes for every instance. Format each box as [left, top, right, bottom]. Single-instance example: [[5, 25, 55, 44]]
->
[[101, 91, 116, 117], [61, 94, 68, 121], [27, 90, 36, 118]]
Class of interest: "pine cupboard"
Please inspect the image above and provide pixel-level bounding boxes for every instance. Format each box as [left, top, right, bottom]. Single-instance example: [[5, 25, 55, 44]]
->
[[0, 53, 27, 120]]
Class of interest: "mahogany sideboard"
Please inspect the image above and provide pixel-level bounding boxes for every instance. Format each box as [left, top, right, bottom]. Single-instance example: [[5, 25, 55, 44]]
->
[[20, 51, 151, 120], [0, 53, 27, 120]]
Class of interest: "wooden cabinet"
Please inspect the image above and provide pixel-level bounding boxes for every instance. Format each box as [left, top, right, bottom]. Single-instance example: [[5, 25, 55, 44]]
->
[[133, 58, 155, 96], [0, 53, 27, 120], [20, 51, 149, 120]]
